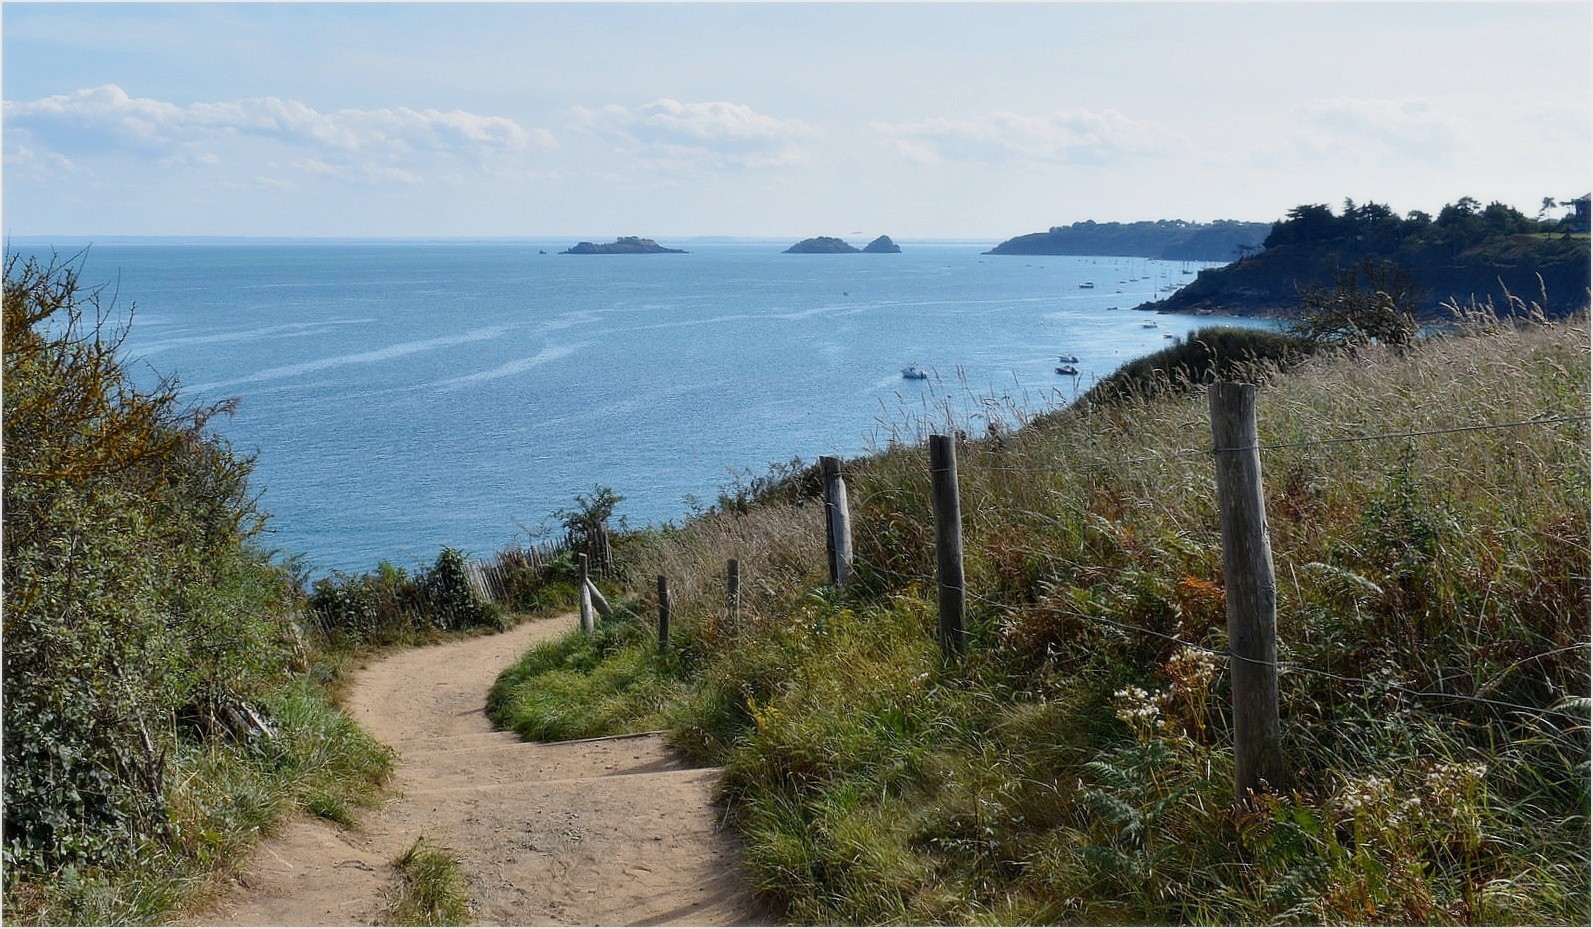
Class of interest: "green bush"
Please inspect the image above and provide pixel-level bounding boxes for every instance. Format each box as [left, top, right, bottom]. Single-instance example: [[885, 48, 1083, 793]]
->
[[427, 547, 505, 631], [3, 253, 297, 876], [306, 548, 505, 647], [1075, 324, 1312, 408]]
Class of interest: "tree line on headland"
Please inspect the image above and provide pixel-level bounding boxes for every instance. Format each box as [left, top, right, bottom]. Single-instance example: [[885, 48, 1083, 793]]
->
[[1134, 196, 1590, 319], [986, 218, 1272, 261], [990, 195, 1589, 321]]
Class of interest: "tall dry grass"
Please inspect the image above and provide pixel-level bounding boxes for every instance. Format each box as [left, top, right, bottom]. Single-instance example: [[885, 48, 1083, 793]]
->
[[619, 503, 827, 639], [489, 312, 1589, 924]]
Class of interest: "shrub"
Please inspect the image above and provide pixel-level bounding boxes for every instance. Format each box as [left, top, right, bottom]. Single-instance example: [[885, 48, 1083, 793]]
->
[[306, 548, 505, 647], [3, 252, 296, 876], [426, 547, 505, 631], [1075, 324, 1311, 407]]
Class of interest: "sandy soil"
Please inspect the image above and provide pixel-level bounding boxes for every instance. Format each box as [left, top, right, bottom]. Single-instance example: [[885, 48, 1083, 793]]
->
[[187, 615, 765, 926]]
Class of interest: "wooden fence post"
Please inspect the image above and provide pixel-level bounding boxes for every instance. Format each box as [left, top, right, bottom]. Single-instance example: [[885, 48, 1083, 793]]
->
[[657, 575, 671, 654], [820, 456, 854, 586], [578, 553, 594, 635], [726, 558, 741, 629], [929, 434, 966, 659], [1209, 382, 1285, 799], [585, 578, 613, 619]]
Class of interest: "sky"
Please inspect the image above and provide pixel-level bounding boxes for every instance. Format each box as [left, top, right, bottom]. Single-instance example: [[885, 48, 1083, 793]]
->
[[2, 1, 1589, 239]]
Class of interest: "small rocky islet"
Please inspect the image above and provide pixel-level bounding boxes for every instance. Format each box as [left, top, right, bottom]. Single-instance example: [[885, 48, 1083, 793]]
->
[[784, 235, 901, 254], [561, 236, 687, 254]]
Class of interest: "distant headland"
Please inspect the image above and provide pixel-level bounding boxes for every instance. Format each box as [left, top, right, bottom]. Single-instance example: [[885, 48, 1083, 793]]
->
[[1133, 196, 1590, 319], [785, 235, 902, 254], [986, 219, 1269, 261], [562, 237, 687, 254]]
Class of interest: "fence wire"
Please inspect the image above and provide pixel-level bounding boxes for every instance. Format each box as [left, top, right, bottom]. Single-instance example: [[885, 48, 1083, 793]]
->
[[834, 410, 1590, 727], [960, 413, 1590, 475]]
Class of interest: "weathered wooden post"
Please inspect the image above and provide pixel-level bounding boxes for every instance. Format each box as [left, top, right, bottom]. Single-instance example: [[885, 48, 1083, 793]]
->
[[657, 575, 671, 654], [1209, 382, 1285, 799], [928, 434, 966, 659], [726, 558, 741, 629], [585, 578, 614, 619], [578, 553, 594, 635], [820, 455, 854, 586]]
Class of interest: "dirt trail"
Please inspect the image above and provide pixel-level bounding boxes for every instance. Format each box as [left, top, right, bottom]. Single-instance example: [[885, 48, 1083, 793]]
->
[[191, 615, 763, 926]]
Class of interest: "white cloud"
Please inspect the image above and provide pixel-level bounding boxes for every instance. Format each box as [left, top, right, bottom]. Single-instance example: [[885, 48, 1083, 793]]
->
[[872, 109, 1189, 167], [2, 141, 83, 179], [290, 158, 422, 186], [1286, 97, 1469, 166], [569, 98, 820, 168], [2, 84, 547, 183]]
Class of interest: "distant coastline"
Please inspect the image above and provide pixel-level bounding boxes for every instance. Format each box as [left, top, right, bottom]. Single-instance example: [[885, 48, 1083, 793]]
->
[[986, 219, 1270, 262]]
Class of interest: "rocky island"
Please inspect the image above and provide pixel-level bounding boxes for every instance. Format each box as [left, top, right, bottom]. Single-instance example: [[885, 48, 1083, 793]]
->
[[562, 237, 687, 255], [785, 236, 859, 254], [785, 235, 903, 254]]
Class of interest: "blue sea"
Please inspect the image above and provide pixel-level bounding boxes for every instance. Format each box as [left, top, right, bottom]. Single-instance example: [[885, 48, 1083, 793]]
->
[[11, 237, 1278, 574]]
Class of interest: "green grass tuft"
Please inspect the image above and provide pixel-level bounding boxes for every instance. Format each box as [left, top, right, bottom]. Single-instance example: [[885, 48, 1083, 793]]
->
[[385, 838, 472, 926]]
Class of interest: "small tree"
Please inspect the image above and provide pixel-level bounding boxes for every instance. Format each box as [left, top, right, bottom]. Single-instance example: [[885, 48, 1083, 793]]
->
[[1291, 259, 1422, 349], [554, 485, 625, 574], [425, 547, 505, 631]]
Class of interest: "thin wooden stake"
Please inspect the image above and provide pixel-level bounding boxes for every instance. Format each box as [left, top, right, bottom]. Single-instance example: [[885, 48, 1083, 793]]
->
[[657, 575, 671, 654], [1209, 382, 1285, 798], [820, 456, 854, 585], [929, 434, 965, 659]]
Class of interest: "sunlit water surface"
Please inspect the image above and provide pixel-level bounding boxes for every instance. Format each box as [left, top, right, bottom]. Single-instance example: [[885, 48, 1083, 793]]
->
[[15, 238, 1276, 573]]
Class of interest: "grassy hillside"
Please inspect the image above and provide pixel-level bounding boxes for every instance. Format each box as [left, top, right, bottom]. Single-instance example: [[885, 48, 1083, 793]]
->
[[491, 312, 1590, 924]]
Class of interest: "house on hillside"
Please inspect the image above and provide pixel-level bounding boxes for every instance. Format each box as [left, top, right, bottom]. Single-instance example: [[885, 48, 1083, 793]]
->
[[1567, 194, 1590, 234]]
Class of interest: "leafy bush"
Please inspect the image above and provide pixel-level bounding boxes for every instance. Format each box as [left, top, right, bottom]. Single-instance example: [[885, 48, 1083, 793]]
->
[[1075, 324, 1312, 407], [307, 548, 505, 646], [3, 254, 393, 924], [3, 253, 298, 876]]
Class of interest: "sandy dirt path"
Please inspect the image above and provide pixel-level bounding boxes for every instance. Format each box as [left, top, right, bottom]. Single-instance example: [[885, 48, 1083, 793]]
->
[[190, 615, 764, 926]]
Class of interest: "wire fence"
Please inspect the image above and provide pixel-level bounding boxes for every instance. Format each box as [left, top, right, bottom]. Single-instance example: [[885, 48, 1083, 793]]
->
[[832, 406, 1591, 736], [957, 414, 1590, 475], [510, 391, 1586, 746]]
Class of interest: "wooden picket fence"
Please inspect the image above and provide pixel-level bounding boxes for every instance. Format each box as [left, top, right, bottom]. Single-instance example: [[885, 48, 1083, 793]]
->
[[465, 529, 613, 605]]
